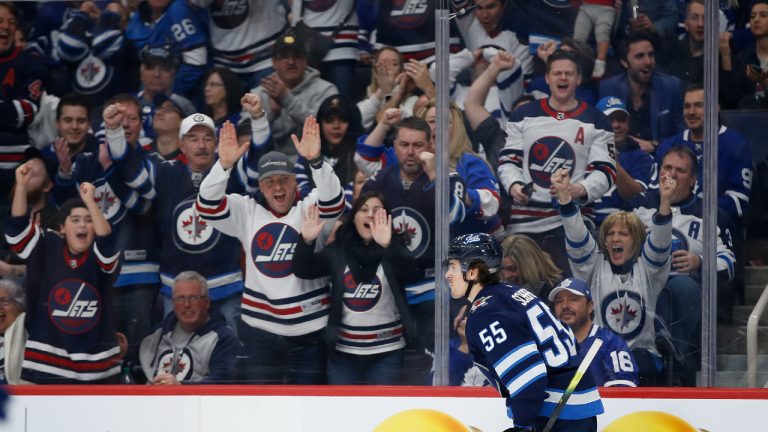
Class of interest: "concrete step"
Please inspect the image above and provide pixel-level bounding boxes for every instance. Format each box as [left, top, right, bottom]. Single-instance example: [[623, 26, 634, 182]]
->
[[717, 325, 768, 354], [745, 266, 768, 286], [746, 283, 768, 305], [733, 305, 768, 325], [717, 353, 768, 371]]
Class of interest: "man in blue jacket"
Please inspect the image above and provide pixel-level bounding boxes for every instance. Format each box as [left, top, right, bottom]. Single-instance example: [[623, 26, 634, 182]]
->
[[599, 34, 685, 153]]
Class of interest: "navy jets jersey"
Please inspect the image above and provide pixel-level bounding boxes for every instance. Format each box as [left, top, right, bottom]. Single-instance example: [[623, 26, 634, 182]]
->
[[465, 284, 603, 428], [583, 324, 639, 387], [5, 214, 121, 383], [498, 99, 616, 233], [652, 126, 752, 222]]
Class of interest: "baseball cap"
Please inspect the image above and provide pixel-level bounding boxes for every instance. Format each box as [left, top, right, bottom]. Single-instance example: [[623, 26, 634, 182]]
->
[[596, 96, 629, 117], [257, 151, 293, 179], [273, 32, 307, 58], [548, 277, 592, 302], [141, 45, 177, 69], [154, 93, 196, 118], [179, 113, 216, 139]]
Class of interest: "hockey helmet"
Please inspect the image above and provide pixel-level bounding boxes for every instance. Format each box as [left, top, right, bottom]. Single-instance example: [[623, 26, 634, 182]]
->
[[447, 233, 502, 274]]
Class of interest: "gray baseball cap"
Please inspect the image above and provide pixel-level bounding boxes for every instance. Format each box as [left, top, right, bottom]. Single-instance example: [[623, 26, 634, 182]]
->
[[258, 151, 294, 179]]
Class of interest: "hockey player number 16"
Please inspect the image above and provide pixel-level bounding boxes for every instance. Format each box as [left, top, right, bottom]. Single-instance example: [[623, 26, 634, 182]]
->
[[479, 321, 508, 351]]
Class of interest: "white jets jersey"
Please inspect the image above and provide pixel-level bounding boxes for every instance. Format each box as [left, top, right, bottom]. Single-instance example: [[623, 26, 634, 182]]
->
[[300, 0, 360, 62], [197, 161, 345, 336], [337, 264, 405, 355], [560, 201, 671, 354], [498, 99, 616, 233], [190, 0, 289, 75]]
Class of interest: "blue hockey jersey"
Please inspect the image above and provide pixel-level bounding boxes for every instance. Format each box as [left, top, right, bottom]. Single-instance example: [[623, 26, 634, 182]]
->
[[4, 213, 121, 383], [583, 324, 639, 387], [652, 126, 752, 222], [465, 283, 603, 428], [124, 0, 208, 97]]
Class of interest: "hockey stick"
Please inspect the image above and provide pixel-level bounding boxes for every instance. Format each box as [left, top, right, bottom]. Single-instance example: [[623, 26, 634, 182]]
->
[[541, 338, 604, 432]]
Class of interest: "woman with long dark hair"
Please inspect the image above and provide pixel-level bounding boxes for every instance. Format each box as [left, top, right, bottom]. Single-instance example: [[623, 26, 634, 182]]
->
[[202, 66, 245, 131], [295, 94, 363, 210], [293, 191, 417, 384]]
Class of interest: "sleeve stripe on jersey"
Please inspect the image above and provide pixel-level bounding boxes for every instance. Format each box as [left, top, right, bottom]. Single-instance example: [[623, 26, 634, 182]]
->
[[196, 196, 228, 215], [567, 251, 593, 265], [646, 236, 668, 254], [641, 248, 667, 268], [725, 190, 748, 216], [317, 192, 346, 217], [13, 99, 37, 128], [493, 342, 538, 377], [505, 361, 547, 397], [604, 379, 637, 387], [94, 243, 120, 274], [7, 223, 40, 259], [566, 232, 590, 249]]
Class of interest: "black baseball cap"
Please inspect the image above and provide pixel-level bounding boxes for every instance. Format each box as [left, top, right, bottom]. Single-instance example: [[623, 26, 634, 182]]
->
[[273, 32, 307, 58]]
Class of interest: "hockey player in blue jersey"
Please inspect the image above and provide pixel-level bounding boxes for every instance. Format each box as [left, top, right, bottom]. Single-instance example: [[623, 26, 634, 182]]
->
[[550, 278, 639, 387], [445, 233, 603, 431]]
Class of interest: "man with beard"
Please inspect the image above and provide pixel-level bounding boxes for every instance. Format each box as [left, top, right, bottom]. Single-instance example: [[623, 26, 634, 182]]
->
[[550, 278, 639, 387], [599, 34, 684, 153]]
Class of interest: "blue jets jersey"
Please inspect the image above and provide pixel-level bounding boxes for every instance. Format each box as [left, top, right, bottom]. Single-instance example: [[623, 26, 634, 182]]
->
[[124, 0, 208, 96], [498, 99, 616, 233], [465, 284, 603, 428], [652, 126, 752, 222], [4, 214, 121, 383], [583, 324, 639, 387]]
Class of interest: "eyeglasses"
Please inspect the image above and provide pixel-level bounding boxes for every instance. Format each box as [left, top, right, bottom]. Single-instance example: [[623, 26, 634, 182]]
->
[[172, 295, 208, 304], [0, 296, 17, 306]]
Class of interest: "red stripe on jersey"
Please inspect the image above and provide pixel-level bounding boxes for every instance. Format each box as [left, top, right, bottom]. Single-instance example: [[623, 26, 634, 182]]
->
[[25, 350, 120, 372], [0, 154, 24, 162], [19, 99, 34, 125], [319, 199, 346, 214], [340, 327, 403, 340], [243, 296, 330, 315], [510, 209, 559, 217], [10, 224, 37, 255], [195, 197, 228, 215], [540, 99, 588, 120]]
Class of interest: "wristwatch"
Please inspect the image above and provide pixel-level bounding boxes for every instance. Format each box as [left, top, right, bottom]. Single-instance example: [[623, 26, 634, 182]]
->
[[252, 108, 266, 119]]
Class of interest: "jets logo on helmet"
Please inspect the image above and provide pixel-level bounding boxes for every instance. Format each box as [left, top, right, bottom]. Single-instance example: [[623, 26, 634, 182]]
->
[[447, 233, 502, 274]]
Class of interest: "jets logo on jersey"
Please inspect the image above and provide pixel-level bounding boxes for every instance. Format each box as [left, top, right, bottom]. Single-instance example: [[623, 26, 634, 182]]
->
[[156, 348, 193, 381], [470, 295, 491, 313], [305, 0, 336, 12], [528, 136, 575, 188], [94, 182, 120, 221], [343, 272, 382, 312], [252, 223, 298, 278], [173, 200, 219, 254], [48, 279, 102, 334], [391, 206, 430, 258], [75, 54, 110, 93], [601, 290, 646, 340], [211, 0, 249, 29], [388, 0, 430, 29]]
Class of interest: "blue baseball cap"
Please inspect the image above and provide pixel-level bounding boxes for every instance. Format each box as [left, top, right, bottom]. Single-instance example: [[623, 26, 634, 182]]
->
[[596, 96, 629, 117], [548, 278, 592, 302]]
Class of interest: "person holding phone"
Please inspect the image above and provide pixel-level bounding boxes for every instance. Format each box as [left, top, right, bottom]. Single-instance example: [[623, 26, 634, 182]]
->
[[732, 0, 768, 109]]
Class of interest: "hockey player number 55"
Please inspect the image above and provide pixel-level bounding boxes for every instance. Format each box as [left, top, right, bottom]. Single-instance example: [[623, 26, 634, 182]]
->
[[479, 321, 508, 351], [527, 304, 577, 368]]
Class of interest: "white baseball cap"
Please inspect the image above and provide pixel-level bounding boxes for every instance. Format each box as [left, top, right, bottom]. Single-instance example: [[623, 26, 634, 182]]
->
[[179, 113, 215, 139]]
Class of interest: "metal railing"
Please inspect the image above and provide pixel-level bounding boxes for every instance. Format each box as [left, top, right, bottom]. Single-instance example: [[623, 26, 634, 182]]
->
[[747, 282, 768, 387]]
